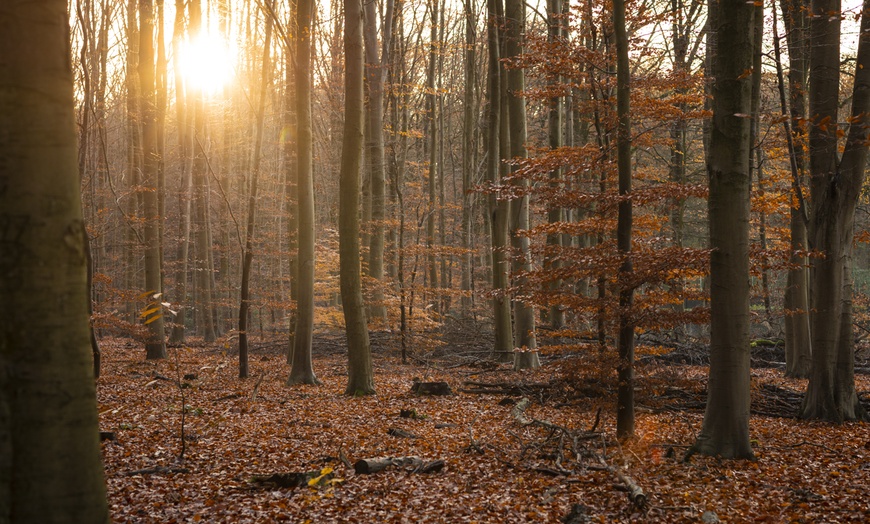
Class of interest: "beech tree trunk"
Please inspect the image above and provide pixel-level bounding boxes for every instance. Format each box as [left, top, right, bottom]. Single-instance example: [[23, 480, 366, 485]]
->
[[460, 0, 476, 317], [0, 1, 110, 519], [363, 0, 393, 321], [504, 0, 536, 360], [238, 1, 273, 379], [800, 0, 870, 422], [287, 0, 320, 386], [780, 0, 812, 378], [487, 0, 513, 362], [341, 0, 375, 396], [139, 0, 167, 360], [687, 0, 756, 460], [613, 0, 634, 439], [545, 0, 565, 330]]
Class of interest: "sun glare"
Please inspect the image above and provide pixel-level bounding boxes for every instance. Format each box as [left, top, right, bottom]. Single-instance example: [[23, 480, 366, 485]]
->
[[179, 33, 234, 94]]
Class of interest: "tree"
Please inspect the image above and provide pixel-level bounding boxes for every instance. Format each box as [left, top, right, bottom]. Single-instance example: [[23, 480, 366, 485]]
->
[[0, 0, 109, 519], [238, 0, 274, 379], [340, 0, 375, 396], [504, 0, 537, 367], [800, 0, 870, 422], [613, 0, 634, 439], [287, 0, 320, 386], [139, 0, 168, 360], [778, 0, 812, 378], [687, 0, 756, 460], [487, 0, 514, 363]]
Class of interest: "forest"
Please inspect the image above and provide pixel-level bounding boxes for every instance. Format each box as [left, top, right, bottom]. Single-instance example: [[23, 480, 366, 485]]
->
[[1, 0, 869, 521]]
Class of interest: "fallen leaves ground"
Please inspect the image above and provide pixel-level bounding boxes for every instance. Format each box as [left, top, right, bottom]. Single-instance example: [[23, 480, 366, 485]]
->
[[98, 334, 870, 523]]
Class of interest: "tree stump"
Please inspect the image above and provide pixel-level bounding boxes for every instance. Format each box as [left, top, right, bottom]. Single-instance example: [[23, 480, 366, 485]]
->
[[411, 380, 453, 396]]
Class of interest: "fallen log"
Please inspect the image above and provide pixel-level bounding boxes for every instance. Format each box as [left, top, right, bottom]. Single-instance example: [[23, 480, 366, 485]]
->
[[250, 471, 318, 489], [597, 455, 647, 510], [353, 456, 444, 475]]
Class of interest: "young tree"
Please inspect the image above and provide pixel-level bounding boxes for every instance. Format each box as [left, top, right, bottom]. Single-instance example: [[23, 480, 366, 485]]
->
[[238, 0, 274, 379], [687, 0, 756, 460], [800, 0, 870, 422], [341, 0, 375, 395], [613, 0, 634, 439], [0, 0, 110, 519], [287, 0, 320, 385]]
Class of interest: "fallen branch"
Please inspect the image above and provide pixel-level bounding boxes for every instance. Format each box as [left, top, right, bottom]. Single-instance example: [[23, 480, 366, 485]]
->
[[596, 455, 647, 510], [124, 465, 190, 476]]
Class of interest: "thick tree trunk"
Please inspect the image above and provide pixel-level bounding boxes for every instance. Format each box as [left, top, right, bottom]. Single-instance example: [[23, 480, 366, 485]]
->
[[139, 0, 167, 360], [504, 0, 536, 360], [0, 1, 110, 519], [341, 0, 375, 395], [801, 0, 870, 422], [487, 0, 513, 363], [687, 0, 756, 460], [287, 0, 320, 386]]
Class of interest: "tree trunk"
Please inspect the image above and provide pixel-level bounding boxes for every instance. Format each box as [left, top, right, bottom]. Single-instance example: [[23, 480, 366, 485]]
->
[[779, 0, 812, 378], [341, 0, 375, 396], [139, 0, 167, 360], [801, 0, 870, 422], [687, 0, 756, 460], [189, 0, 217, 343], [169, 0, 192, 345], [487, 0, 513, 363], [363, 0, 393, 321], [613, 0, 634, 439], [460, 0, 477, 317], [287, 0, 320, 386], [544, 0, 565, 330], [0, 1, 110, 518], [504, 0, 536, 360], [237, 1, 273, 378]]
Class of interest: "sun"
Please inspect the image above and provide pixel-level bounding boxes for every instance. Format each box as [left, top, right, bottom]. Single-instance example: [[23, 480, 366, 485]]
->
[[179, 32, 234, 94]]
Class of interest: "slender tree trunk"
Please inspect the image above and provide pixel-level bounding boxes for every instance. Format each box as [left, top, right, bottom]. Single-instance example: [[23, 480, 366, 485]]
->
[[238, 3, 273, 378], [687, 0, 756, 460], [425, 0, 439, 314], [779, 0, 812, 378], [0, 1, 110, 520], [613, 0, 634, 439], [364, 0, 393, 320], [287, 0, 320, 385], [341, 0, 375, 395], [545, 0, 565, 330], [460, 0, 476, 317], [169, 0, 192, 345], [801, 0, 870, 422], [140, 0, 167, 360]]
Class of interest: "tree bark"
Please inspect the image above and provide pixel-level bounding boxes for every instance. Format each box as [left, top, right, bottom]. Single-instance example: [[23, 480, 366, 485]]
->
[[801, 0, 870, 422], [687, 0, 756, 460], [613, 0, 634, 439], [504, 0, 536, 361], [487, 0, 513, 362], [0, 1, 110, 519], [287, 0, 320, 386], [238, 1, 273, 379], [139, 0, 167, 360], [779, 0, 812, 378], [341, 0, 375, 396]]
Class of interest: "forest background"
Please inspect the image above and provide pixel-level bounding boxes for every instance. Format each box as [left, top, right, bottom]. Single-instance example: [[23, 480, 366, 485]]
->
[[5, 0, 870, 521]]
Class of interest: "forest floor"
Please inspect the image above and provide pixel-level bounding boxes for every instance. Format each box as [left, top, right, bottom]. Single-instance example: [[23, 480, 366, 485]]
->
[[97, 329, 870, 523]]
